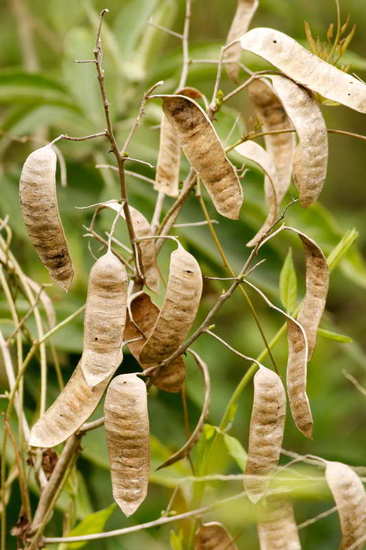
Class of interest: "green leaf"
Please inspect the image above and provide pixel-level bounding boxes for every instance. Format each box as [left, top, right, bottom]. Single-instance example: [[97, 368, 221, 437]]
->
[[318, 328, 353, 344], [66, 504, 116, 549], [327, 228, 359, 272], [223, 434, 247, 472], [170, 529, 184, 550], [279, 248, 298, 313]]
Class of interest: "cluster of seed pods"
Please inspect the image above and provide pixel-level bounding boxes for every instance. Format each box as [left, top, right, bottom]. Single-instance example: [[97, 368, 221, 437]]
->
[[18, 1, 366, 546]]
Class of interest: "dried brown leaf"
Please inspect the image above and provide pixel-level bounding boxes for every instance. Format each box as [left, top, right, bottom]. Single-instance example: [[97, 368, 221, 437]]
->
[[19, 145, 74, 291]]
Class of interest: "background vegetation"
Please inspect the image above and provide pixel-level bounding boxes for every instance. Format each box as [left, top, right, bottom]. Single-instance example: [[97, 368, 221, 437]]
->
[[1, 0, 366, 548]]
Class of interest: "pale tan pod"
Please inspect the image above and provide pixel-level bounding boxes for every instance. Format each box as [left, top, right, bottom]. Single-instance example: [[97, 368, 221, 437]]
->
[[325, 461, 366, 550], [124, 293, 186, 393], [29, 361, 111, 448], [195, 521, 239, 550], [269, 75, 328, 207], [100, 201, 159, 292], [285, 227, 329, 356], [139, 243, 203, 365], [104, 374, 150, 517], [155, 87, 204, 198], [235, 140, 279, 246], [81, 251, 127, 387], [163, 95, 244, 219], [240, 28, 366, 113], [248, 78, 295, 204], [224, 0, 259, 82], [19, 145, 74, 291], [245, 366, 286, 503], [257, 497, 301, 550]]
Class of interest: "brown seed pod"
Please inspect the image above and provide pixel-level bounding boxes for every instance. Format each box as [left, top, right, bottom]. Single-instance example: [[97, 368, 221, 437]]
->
[[248, 78, 295, 204], [139, 243, 203, 365], [240, 28, 366, 113], [285, 227, 329, 357], [155, 87, 204, 198], [235, 140, 279, 247], [124, 293, 186, 393], [195, 521, 239, 550], [270, 75, 328, 207], [19, 145, 74, 291], [81, 251, 127, 387], [257, 497, 301, 550], [104, 373, 150, 517], [29, 361, 112, 448], [163, 95, 243, 219], [244, 279, 312, 439], [326, 461, 366, 550], [245, 366, 286, 503], [224, 0, 259, 82], [157, 350, 210, 469], [98, 201, 159, 292]]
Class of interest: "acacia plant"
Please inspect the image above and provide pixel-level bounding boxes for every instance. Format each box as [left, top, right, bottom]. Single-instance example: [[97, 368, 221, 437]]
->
[[2, 1, 366, 549]]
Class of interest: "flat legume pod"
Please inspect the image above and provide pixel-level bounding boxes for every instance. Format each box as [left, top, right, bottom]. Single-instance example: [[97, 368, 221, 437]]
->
[[30, 362, 112, 448], [257, 497, 301, 550], [270, 75, 328, 207], [139, 244, 202, 366], [19, 145, 73, 291], [248, 78, 295, 204], [240, 28, 366, 113], [245, 366, 286, 503], [124, 293, 186, 393], [195, 521, 239, 550], [224, 0, 259, 82], [235, 140, 279, 246], [81, 251, 127, 387], [104, 374, 150, 517], [326, 461, 366, 550], [163, 95, 243, 219]]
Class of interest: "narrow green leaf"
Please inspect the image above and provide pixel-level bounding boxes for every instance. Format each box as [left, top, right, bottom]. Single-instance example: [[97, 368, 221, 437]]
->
[[279, 248, 298, 313], [170, 529, 184, 550], [66, 504, 116, 549], [327, 228, 359, 272], [318, 328, 353, 344], [223, 434, 247, 472]]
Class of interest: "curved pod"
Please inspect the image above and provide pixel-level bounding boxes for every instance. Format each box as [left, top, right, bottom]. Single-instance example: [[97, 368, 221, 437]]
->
[[240, 28, 366, 113], [257, 498, 301, 550], [195, 521, 239, 550], [81, 251, 127, 387], [245, 366, 286, 503], [104, 374, 150, 517], [19, 145, 73, 291], [163, 95, 243, 219]]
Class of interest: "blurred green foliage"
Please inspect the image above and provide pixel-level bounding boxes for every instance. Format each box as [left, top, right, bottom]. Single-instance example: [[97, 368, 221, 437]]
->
[[1, 0, 366, 548]]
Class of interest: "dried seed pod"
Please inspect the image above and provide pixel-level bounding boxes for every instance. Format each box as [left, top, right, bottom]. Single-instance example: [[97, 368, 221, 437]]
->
[[81, 251, 127, 387], [235, 140, 279, 246], [285, 227, 329, 356], [257, 497, 301, 550], [240, 28, 366, 113], [245, 366, 286, 503], [163, 95, 243, 219], [195, 522, 239, 550], [326, 461, 366, 550], [248, 78, 295, 204], [157, 350, 210, 469], [19, 145, 74, 291], [124, 293, 186, 393], [139, 243, 202, 365], [104, 374, 150, 517], [98, 201, 159, 292], [30, 362, 111, 448], [224, 0, 259, 82], [155, 87, 204, 198], [269, 75, 328, 207]]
